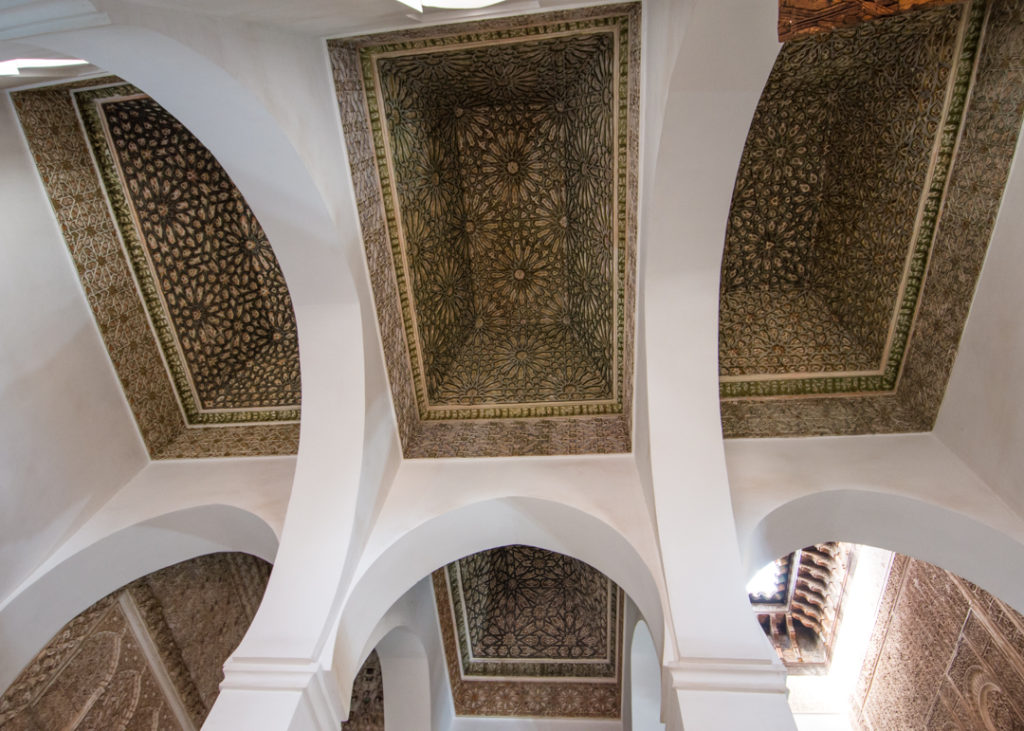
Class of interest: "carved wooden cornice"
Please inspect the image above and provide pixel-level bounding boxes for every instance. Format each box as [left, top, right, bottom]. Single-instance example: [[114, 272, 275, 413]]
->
[[779, 0, 965, 41]]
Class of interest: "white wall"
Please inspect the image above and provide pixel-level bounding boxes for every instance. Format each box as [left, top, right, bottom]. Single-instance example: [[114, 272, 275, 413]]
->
[[630, 620, 665, 731], [727, 433, 1024, 614], [935, 133, 1024, 516], [0, 90, 146, 605]]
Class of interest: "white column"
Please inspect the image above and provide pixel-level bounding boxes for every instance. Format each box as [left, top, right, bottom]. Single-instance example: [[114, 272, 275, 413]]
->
[[637, 1, 795, 728], [22, 17, 383, 731]]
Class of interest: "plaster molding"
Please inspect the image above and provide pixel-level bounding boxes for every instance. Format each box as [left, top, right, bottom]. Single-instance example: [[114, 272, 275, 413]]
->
[[117, 592, 199, 731], [220, 658, 343, 730], [0, 0, 108, 40], [667, 657, 789, 695]]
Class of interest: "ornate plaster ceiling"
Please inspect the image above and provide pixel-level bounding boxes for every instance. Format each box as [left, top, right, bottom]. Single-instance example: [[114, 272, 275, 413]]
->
[[432, 545, 623, 718], [720, 0, 1024, 437], [330, 4, 639, 458], [12, 79, 300, 457]]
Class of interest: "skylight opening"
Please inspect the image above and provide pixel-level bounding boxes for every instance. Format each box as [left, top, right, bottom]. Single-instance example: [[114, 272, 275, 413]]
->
[[746, 560, 785, 599], [396, 0, 505, 11]]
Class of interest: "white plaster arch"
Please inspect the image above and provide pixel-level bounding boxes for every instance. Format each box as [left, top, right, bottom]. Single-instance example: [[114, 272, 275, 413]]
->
[[634, 3, 798, 726], [330, 496, 667, 711], [377, 627, 432, 731], [748, 489, 1024, 615], [23, 19, 389, 676], [24, 21, 371, 485], [630, 619, 666, 731], [357, 576, 453, 731], [0, 503, 278, 693]]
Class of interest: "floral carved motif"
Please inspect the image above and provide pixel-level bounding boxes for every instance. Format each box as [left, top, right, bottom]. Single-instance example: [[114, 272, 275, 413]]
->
[[432, 546, 622, 718], [720, 0, 1024, 437], [329, 4, 639, 457]]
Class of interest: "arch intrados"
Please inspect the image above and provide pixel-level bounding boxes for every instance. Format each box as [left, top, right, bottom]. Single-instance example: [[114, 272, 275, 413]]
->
[[332, 496, 666, 692], [0, 503, 277, 692], [629, 618, 665, 731], [375, 626, 432, 731], [748, 489, 1024, 615]]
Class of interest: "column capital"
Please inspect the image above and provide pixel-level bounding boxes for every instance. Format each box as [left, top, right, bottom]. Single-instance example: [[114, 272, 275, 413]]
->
[[667, 656, 789, 695], [219, 657, 344, 730]]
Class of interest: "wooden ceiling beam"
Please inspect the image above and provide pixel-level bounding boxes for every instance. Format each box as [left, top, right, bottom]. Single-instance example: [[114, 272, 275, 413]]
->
[[779, 0, 966, 42]]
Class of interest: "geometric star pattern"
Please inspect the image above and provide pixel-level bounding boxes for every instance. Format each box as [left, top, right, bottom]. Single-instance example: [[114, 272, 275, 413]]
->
[[719, 3, 973, 397], [330, 4, 639, 457], [375, 31, 619, 418], [11, 78, 300, 456], [77, 86, 301, 424], [433, 546, 622, 718]]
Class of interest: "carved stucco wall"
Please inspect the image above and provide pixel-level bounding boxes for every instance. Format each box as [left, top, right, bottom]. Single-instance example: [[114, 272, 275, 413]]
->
[[0, 553, 270, 730], [342, 651, 384, 731], [853, 554, 1024, 729]]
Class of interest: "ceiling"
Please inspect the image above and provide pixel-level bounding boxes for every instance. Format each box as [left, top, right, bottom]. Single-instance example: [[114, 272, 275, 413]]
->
[[433, 545, 623, 719], [719, 0, 1024, 437], [7, 0, 1022, 460], [11, 79, 301, 457], [330, 3, 639, 457]]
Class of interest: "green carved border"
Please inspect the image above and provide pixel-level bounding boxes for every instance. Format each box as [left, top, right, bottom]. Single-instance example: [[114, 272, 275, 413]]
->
[[73, 84, 301, 425], [358, 14, 632, 421], [445, 561, 621, 680], [720, 0, 985, 400]]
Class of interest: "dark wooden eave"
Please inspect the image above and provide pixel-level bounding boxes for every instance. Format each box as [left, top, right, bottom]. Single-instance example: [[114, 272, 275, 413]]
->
[[779, 0, 966, 41]]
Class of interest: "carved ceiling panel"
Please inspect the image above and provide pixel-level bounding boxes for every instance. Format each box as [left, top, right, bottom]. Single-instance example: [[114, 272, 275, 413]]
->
[[12, 80, 300, 457], [330, 4, 639, 457], [433, 546, 622, 718], [720, 0, 1024, 437]]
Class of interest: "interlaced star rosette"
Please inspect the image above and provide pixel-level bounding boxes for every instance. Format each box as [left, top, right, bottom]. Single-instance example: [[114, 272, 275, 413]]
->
[[489, 241, 556, 311], [98, 94, 301, 416], [339, 7, 637, 439], [493, 330, 556, 384]]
